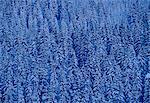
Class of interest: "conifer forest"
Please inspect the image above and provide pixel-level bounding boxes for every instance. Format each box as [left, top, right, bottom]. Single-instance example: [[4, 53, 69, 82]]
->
[[0, 0, 150, 103]]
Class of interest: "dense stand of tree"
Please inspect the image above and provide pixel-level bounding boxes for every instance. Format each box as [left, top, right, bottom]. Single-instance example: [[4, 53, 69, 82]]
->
[[0, 0, 149, 103]]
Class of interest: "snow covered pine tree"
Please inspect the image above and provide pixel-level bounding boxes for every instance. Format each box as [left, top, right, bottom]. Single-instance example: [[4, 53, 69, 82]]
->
[[0, 0, 149, 103]]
